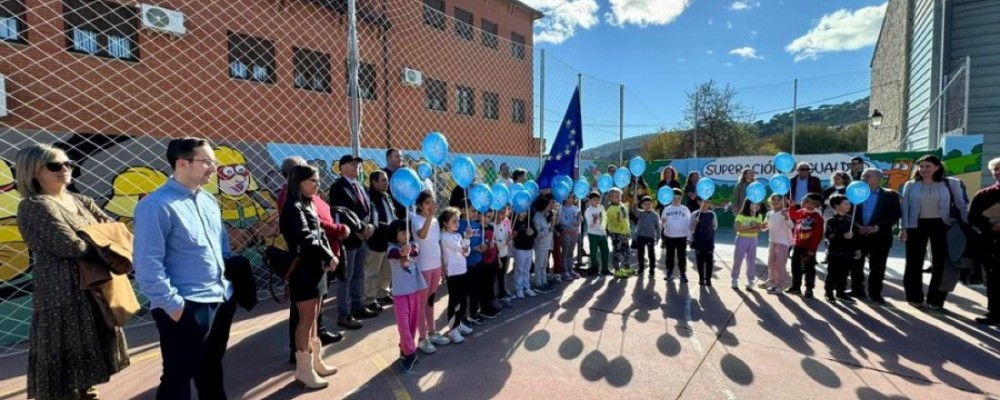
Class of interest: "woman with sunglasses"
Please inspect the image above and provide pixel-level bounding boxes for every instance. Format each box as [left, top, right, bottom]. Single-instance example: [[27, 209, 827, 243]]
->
[[15, 144, 129, 399]]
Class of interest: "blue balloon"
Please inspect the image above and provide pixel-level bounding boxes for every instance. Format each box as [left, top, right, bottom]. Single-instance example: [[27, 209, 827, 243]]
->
[[451, 156, 476, 189], [597, 173, 614, 194], [416, 162, 433, 180], [525, 180, 539, 199], [846, 181, 872, 204], [573, 178, 590, 199], [388, 167, 422, 207], [774, 152, 796, 174], [696, 177, 716, 200], [657, 186, 674, 205], [613, 168, 631, 188], [469, 183, 493, 213], [491, 183, 510, 211], [422, 132, 449, 166], [553, 175, 573, 191], [769, 174, 791, 196], [629, 156, 647, 177], [746, 182, 767, 204], [511, 190, 532, 213], [552, 181, 571, 203], [510, 182, 526, 195]]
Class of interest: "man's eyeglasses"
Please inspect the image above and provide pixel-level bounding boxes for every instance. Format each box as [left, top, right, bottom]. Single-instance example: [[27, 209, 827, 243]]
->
[[187, 158, 218, 168], [44, 160, 77, 172]]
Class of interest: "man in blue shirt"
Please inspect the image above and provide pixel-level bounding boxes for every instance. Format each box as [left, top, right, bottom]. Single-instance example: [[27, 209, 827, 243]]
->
[[134, 137, 237, 400], [851, 168, 901, 303]]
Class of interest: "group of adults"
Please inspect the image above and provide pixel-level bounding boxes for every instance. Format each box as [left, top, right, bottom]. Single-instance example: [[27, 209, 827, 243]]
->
[[14, 137, 1000, 399]]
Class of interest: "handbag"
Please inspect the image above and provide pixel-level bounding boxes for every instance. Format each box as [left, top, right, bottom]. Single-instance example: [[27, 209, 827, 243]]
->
[[263, 245, 300, 303]]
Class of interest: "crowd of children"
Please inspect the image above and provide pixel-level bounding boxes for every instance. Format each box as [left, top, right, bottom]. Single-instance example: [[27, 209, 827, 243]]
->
[[386, 175, 880, 372]]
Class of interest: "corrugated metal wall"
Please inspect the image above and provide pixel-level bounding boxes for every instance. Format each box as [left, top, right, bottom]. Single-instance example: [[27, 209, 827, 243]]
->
[[905, 0, 939, 150], [949, 0, 1000, 179]]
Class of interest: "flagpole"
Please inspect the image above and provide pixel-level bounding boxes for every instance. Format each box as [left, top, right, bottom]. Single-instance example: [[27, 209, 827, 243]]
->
[[576, 75, 587, 269], [539, 48, 546, 173]]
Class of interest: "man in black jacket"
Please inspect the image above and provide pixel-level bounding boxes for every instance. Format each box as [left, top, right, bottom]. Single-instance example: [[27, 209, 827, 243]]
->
[[364, 170, 396, 311], [852, 168, 902, 303], [970, 157, 1000, 325], [329, 155, 377, 329]]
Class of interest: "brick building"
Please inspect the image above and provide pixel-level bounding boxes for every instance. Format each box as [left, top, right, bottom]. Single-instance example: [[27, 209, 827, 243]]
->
[[0, 0, 543, 155]]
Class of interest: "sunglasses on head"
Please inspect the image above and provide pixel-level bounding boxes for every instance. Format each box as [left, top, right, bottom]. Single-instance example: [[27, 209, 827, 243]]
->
[[44, 160, 77, 172]]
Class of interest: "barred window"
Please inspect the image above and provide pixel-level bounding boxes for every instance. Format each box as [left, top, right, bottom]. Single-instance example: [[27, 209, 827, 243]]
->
[[422, 0, 445, 31], [228, 32, 275, 84], [511, 32, 525, 60], [1, 0, 27, 43], [457, 85, 475, 116], [293, 47, 331, 93], [425, 78, 447, 111], [483, 91, 499, 120], [63, 0, 139, 61], [345, 60, 377, 100], [481, 19, 498, 50], [512, 98, 526, 124], [454, 7, 472, 41]]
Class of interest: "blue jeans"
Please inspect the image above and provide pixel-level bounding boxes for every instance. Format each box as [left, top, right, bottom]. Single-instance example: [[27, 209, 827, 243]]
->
[[339, 243, 368, 318]]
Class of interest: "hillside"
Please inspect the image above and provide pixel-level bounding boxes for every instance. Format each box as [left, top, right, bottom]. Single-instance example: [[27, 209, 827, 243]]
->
[[580, 96, 870, 160]]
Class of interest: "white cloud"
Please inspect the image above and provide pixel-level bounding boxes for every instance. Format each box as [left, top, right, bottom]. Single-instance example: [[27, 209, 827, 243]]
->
[[726, 21, 733, 29], [706, 50, 714, 55], [523, 0, 600, 44], [724, 62, 734, 67], [678, 58, 687, 63], [786, 2, 887, 61], [729, 46, 762, 59], [751, 30, 758, 37], [606, 0, 691, 27], [729, 1, 751, 11], [708, 18, 714, 25]]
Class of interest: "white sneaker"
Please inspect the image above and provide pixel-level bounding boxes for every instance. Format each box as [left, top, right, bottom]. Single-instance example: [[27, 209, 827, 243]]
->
[[458, 322, 474, 335], [516, 291, 525, 299], [430, 332, 451, 346], [418, 339, 437, 354], [731, 279, 739, 289], [448, 328, 465, 344], [525, 288, 537, 297]]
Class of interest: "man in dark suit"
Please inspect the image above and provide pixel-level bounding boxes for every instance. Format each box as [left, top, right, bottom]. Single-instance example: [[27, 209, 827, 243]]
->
[[789, 162, 823, 204], [363, 170, 396, 311], [852, 168, 902, 303], [329, 155, 377, 329]]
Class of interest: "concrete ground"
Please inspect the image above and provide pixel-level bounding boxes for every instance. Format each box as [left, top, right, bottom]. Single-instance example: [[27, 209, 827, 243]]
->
[[1, 230, 998, 400]]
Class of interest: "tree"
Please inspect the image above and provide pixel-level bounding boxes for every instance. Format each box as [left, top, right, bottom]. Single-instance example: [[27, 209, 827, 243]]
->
[[642, 129, 688, 160], [765, 122, 868, 154], [680, 80, 757, 158]]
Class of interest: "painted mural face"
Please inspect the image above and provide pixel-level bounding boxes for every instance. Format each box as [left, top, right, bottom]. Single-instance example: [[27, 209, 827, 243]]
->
[[218, 164, 251, 196]]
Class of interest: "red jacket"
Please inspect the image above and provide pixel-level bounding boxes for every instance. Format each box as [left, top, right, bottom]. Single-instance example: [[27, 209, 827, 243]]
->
[[278, 187, 348, 257], [788, 204, 824, 251]]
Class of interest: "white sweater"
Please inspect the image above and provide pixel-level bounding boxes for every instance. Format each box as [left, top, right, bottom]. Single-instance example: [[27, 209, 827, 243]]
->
[[411, 213, 442, 270], [765, 210, 795, 246], [441, 232, 470, 276], [661, 205, 692, 239], [584, 205, 607, 236]]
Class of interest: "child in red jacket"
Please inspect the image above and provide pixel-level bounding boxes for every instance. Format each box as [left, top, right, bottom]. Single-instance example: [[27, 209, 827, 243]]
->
[[786, 193, 824, 298]]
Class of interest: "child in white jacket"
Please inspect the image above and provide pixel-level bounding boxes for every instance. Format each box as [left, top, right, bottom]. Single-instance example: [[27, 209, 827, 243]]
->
[[763, 194, 795, 293]]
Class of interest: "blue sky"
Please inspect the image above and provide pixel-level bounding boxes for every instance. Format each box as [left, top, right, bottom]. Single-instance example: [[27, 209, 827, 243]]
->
[[526, 0, 889, 149]]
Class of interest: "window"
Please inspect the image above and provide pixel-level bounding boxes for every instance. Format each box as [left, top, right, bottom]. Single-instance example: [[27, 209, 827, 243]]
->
[[1, 0, 26, 43], [512, 98, 526, 124], [483, 92, 499, 120], [454, 7, 473, 41], [425, 79, 447, 111], [422, 0, 445, 31], [345, 60, 377, 100], [481, 19, 498, 50], [457, 85, 475, 116], [511, 32, 525, 60], [228, 32, 275, 84], [63, 0, 139, 61], [293, 47, 331, 93]]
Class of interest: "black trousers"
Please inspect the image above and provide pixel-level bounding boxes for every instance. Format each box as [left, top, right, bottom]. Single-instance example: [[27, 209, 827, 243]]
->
[[903, 218, 949, 306], [446, 273, 470, 329], [496, 256, 509, 297], [825, 255, 853, 295], [152, 298, 237, 400], [288, 295, 329, 351], [662, 236, 688, 274], [634, 236, 656, 273], [857, 238, 892, 297], [469, 263, 496, 314], [790, 246, 817, 290], [695, 249, 714, 282]]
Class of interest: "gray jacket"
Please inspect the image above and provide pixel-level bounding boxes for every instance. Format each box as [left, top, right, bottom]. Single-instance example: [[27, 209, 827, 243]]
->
[[635, 210, 661, 240], [900, 177, 969, 229]]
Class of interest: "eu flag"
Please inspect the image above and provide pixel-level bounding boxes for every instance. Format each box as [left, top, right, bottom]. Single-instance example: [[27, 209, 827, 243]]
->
[[537, 87, 582, 189]]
